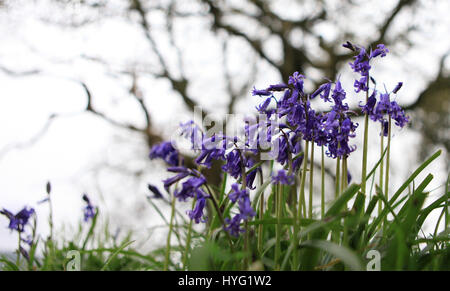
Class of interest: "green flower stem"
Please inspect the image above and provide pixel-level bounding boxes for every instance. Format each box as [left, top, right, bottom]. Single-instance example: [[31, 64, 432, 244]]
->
[[204, 184, 235, 251], [16, 232, 21, 266], [299, 140, 309, 220], [321, 145, 325, 218], [379, 127, 385, 216], [182, 198, 196, 270], [384, 116, 392, 231], [361, 77, 370, 201], [335, 157, 341, 199], [258, 190, 264, 255], [163, 194, 176, 271], [275, 183, 283, 270], [309, 141, 315, 219], [291, 184, 299, 270]]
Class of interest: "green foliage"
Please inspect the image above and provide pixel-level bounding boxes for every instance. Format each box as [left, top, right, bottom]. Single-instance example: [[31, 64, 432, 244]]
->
[[0, 150, 448, 271]]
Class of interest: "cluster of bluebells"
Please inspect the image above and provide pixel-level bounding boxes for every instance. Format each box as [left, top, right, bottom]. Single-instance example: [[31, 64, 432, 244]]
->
[[149, 41, 410, 238], [253, 71, 358, 159], [0, 207, 35, 233], [224, 184, 256, 237], [343, 41, 409, 136]]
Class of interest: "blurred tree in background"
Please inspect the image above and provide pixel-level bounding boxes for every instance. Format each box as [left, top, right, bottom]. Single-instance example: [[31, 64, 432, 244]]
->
[[0, 0, 448, 226], [16, 0, 445, 161]]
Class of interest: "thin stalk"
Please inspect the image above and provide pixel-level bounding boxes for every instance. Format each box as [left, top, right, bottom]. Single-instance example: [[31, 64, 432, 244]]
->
[[343, 157, 348, 190], [163, 194, 176, 271], [16, 232, 21, 266], [258, 192, 264, 254], [291, 184, 299, 270], [379, 128, 384, 216], [244, 220, 249, 270], [335, 157, 341, 199], [309, 141, 315, 219], [275, 183, 283, 270], [384, 116, 392, 231], [204, 184, 235, 251], [298, 140, 309, 219], [321, 145, 325, 218], [361, 77, 370, 200], [257, 173, 265, 255], [182, 198, 196, 270]]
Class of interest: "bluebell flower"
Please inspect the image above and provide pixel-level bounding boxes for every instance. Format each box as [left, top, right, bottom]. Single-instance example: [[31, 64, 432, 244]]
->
[[266, 83, 289, 91], [228, 183, 248, 203], [224, 214, 244, 237], [222, 150, 242, 179], [252, 87, 272, 96], [187, 190, 208, 223], [272, 169, 295, 185], [82, 194, 96, 222], [149, 141, 180, 166], [174, 176, 206, 202], [256, 97, 272, 113], [238, 195, 256, 220], [147, 184, 164, 199], [389, 101, 409, 128], [369, 44, 389, 59], [0, 207, 35, 233], [311, 82, 331, 101], [392, 82, 403, 94], [180, 120, 203, 149], [195, 135, 226, 168], [342, 41, 356, 51], [288, 72, 305, 91]]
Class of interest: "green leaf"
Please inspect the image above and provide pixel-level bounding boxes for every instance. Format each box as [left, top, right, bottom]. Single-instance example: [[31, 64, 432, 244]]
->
[[100, 240, 135, 271], [300, 240, 363, 271]]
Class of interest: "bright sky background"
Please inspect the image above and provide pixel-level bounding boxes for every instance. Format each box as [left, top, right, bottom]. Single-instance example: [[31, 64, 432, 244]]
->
[[0, 0, 448, 252]]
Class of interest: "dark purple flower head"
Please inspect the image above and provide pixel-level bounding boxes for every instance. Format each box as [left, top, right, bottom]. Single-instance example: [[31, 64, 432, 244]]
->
[[187, 191, 208, 223], [360, 90, 377, 116], [382, 119, 389, 137], [324, 111, 358, 159], [331, 80, 349, 112], [163, 172, 189, 190], [0, 207, 35, 233], [342, 41, 356, 51], [222, 150, 242, 179], [149, 141, 180, 167], [272, 169, 295, 185], [224, 214, 244, 237], [147, 184, 164, 199], [82, 194, 96, 222], [288, 72, 305, 92], [370, 44, 389, 59], [389, 101, 409, 128], [228, 183, 248, 203], [256, 97, 272, 113], [174, 176, 206, 202], [180, 120, 203, 149], [195, 135, 226, 168], [252, 87, 272, 96], [347, 171, 352, 184], [311, 82, 332, 101], [354, 76, 369, 93], [392, 82, 403, 94], [350, 46, 371, 78], [238, 195, 256, 220], [267, 83, 289, 91]]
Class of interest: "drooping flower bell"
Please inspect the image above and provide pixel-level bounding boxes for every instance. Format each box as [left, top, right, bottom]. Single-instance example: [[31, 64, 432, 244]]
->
[[149, 141, 181, 166], [82, 194, 96, 222], [0, 207, 35, 233]]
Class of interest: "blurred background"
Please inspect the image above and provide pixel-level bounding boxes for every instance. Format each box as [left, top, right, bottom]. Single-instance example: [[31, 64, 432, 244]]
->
[[0, 0, 449, 252]]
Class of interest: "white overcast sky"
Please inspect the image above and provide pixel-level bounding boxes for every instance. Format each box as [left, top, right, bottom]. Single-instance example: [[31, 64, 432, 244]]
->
[[0, 0, 449, 251]]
